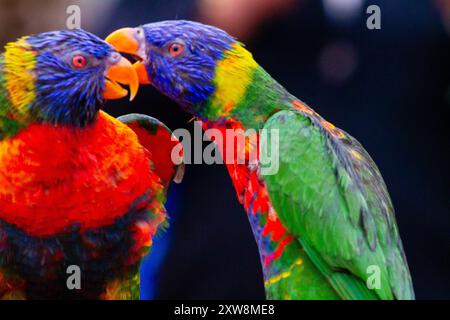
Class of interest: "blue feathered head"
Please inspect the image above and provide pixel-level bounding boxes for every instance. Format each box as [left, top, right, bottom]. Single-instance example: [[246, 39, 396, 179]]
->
[[106, 20, 236, 112], [1, 29, 138, 127]]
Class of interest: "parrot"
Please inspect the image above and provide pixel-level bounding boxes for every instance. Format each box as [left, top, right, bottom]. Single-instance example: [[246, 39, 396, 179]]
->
[[106, 20, 415, 300], [0, 29, 183, 299]]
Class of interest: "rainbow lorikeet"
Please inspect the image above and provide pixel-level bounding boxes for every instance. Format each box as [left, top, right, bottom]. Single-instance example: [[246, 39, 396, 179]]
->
[[107, 20, 414, 300], [0, 29, 183, 299]]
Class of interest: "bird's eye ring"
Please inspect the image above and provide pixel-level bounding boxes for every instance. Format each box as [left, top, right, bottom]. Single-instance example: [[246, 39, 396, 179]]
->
[[72, 55, 87, 68], [168, 42, 184, 58]]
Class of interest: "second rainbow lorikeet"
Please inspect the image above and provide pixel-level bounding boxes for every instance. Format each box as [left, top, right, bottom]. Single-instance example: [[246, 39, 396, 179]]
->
[[107, 20, 414, 300], [0, 29, 183, 299]]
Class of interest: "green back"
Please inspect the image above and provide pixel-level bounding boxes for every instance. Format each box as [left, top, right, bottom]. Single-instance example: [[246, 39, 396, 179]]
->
[[261, 109, 414, 300]]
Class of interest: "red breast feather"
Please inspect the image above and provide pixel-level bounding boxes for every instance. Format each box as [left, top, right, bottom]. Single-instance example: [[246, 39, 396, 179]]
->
[[0, 111, 162, 236]]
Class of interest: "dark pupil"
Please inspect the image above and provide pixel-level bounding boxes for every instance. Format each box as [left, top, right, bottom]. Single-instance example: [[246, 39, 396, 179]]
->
[[74, 57, 85, 66], [173, 45, 179, 52]]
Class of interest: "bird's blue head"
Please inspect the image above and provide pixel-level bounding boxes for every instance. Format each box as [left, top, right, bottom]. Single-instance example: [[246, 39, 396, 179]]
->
[[106, 20, 256, 117], [0, 29, 138, 128]]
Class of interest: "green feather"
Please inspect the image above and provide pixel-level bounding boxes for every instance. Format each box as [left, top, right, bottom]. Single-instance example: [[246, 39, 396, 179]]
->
[[261, 109, 414, 300], [0, 60, 25, 139]]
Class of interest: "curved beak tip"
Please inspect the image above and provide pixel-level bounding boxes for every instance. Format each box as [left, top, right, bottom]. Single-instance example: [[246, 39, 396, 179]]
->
[[105, 27, 151, 91], [129, 84, 138, 101], [103, 56, 139, 101]]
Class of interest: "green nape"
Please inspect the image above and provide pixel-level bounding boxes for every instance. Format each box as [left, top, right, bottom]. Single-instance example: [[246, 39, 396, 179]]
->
[[203, 66, 293, 129], [0, 64, 25, 139]]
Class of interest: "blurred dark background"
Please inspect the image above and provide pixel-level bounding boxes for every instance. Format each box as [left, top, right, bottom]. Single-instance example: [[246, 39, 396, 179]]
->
[[1, 0, 449, 299]]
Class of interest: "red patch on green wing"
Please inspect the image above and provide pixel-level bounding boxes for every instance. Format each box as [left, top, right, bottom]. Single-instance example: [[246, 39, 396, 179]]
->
[[203, 119, 292, 266], [127, 123, 181, 187]]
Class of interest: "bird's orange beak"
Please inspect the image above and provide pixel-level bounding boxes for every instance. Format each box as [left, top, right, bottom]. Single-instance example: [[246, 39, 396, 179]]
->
[[105, 28, 151, 85], [103, 55, 139, 101]]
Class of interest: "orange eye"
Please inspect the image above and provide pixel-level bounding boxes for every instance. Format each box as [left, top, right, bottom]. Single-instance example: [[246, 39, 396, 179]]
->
[[168, 42, 184, 57], [72, 55, 87, 68]]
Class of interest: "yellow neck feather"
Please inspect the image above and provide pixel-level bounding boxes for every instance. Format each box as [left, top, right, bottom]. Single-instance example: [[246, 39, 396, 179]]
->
[[208, 43, 258, 117], [2, 37, 36, 118]]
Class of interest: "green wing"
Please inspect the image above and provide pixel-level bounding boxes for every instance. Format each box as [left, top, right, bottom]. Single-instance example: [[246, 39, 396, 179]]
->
[[261, 109, 414, 300], [0, 59, 25, 139]]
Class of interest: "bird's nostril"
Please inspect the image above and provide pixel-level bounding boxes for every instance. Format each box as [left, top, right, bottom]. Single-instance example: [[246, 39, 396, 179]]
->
[[110, 52, 121, 63], [135, 28, 145, 39]]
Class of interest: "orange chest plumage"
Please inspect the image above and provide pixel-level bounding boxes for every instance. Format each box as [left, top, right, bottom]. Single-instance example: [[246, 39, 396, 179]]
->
[[0, 112, 159, 236]]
